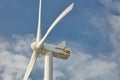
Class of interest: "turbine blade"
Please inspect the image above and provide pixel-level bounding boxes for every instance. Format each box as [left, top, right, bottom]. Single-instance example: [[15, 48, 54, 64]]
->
[[36, 0, 42, 42], [23, 1, 42, 80], [23, 51, 39, 80], [37, 3, 74, 48]]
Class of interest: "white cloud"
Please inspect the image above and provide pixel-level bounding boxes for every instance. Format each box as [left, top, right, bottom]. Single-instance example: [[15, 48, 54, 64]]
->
[[109, 15, 120, 50], [1, 2, 120, 79], [0, 32, 120, 80], [87, 0, 120, 79], [0, 0, 120, 80], [0, 34, 34, 80], [98, 0, 120, 59], [0, 51, 28, 80], [53, 51, 119, 80], [98, 0, 120, 15]]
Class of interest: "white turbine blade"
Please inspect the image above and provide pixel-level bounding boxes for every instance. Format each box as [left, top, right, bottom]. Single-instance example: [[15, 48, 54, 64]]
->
[[36, 0, 42, 42], [37, 3, 74, 48], [23, 1, 42, 80], [23, 51, 39, 80]]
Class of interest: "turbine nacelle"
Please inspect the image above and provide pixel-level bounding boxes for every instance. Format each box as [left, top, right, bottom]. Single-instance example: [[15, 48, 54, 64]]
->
[[23, 2, 74, 80], [31, 41, 71, 59]]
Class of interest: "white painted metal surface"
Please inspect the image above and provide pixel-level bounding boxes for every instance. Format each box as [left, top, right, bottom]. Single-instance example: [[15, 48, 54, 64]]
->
[[37, 3, 74, 49], [23, 0, 42, 79], [23, 0, 74, 79], [44, 52, 53, 80]]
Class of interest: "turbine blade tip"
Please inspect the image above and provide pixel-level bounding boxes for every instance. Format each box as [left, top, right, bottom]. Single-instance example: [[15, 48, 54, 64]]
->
[[69, 2, 74, 10], [71, 2, 74, 7]]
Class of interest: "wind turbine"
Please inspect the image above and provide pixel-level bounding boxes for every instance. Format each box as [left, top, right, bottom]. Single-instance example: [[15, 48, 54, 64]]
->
[[23, 0, 74, 80]]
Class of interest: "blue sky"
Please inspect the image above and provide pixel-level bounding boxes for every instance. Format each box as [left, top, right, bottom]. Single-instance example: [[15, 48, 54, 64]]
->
[[0, 0, 112, 54], [0, 0, 120, 80]]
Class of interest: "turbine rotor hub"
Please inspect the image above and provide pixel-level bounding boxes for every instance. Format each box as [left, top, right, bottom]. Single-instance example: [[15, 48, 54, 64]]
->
[[31, 42, 41, 52]]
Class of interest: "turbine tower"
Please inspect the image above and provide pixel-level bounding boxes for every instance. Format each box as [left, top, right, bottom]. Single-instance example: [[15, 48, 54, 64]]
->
[[23, 0, 74, 80]]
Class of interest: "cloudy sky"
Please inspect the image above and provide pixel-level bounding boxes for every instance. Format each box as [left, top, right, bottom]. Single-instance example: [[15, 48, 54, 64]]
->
[[0, 0, 120, 80]]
